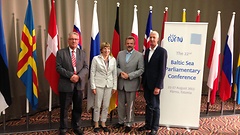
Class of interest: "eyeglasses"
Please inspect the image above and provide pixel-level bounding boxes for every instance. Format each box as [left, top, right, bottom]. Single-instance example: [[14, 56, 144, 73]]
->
[[69, 38, 79, 41]]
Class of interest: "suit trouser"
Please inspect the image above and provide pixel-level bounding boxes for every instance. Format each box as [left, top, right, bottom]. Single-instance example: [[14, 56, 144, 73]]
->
[[59, 89, 83, 131], [117, 89, 136, 127], [144, 86, 160, 131], [93, 86, 112, 122]]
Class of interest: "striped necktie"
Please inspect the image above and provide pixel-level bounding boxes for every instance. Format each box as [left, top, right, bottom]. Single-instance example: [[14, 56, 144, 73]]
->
[[72, 50, 76, 74]]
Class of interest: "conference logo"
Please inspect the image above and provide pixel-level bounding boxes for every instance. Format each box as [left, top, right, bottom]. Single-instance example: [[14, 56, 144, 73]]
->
[[167, 33, 202, 45], [168, 34, 183, 43]]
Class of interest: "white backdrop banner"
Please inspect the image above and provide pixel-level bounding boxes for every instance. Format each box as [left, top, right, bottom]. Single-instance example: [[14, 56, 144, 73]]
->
[[160, 22, 208, 129]]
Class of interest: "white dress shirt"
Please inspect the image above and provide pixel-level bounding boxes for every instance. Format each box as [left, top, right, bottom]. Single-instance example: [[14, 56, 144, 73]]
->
[[148, 44, 158, 62]]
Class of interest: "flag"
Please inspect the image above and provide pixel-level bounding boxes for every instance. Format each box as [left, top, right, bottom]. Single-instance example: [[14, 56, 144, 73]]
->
[[90, 1, 100, 64], [219, 12, 235, 102], [44, 0, 60, 95], [87, 0, 100, 112], [182, 8, 186, 22], [160, 7, 168, 46], [196, 10, 200, 22], [207, 11, 221, 105], [109, 2, 120, 113], [0, 0, 12, 112], [111, 2, 120, 58], [131, 5, 138, 51], [73, 0, 82, 49], [235, 54, 240, 104], [143, 6, 152, 55], [17, 0, 39, 110]]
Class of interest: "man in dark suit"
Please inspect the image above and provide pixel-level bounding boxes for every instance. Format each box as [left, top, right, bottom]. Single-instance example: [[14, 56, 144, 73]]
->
[[138, 31, 167, 135], [56, 32, 88, 135]]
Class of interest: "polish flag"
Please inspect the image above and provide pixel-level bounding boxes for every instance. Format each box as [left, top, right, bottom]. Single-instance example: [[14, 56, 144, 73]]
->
[[207, 11, 221, 104], [131, 5, 138, 51]]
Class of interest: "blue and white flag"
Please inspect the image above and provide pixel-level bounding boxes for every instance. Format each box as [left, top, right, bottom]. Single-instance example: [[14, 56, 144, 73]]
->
[[90, 1, 100, 63]]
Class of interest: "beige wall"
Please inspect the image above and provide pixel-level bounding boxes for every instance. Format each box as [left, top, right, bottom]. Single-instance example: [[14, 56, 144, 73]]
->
[[1, 0, 240, 120]]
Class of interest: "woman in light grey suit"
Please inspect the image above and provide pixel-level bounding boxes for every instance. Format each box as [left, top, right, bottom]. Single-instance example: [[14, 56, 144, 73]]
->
[[90, 42, 117, 133]]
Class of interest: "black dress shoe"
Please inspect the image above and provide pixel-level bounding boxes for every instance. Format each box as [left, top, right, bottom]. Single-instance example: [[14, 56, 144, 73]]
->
[[59, 129, 67, 135], [73, 129, 83, 135], [137, 125, 151, 131], [125, 126, 132, 133], [100, 126, 110, 132], [93, 127, 101, 133], [114, 123, 124, 128], [148, 130, 157, 135]]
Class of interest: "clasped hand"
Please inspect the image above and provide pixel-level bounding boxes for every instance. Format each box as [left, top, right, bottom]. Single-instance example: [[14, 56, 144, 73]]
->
[[70, 74, 79, 83], [120, 72, 129, 79]]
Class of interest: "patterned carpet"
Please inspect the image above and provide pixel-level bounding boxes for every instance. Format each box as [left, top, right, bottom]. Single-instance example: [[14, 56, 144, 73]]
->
[[1, 92, 240, 135]]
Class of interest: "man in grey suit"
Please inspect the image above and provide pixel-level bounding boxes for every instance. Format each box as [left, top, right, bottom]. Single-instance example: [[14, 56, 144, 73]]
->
[[56, 32, 88, 135], [114, 36, 144, 133]]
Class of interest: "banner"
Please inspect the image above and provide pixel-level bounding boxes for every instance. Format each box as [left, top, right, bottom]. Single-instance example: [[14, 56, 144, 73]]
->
[[160, 22, 208, 129]]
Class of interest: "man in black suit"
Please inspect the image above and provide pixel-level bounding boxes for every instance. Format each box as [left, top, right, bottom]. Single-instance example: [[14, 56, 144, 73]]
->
[[138, 31, 167, 135], [56, 32, 89, 135]]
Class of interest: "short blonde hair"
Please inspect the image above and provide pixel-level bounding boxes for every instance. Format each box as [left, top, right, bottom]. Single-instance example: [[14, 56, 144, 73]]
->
[[100, 42, 111, 52]]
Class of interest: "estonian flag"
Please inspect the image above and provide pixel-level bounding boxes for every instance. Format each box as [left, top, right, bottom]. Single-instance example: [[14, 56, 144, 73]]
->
[[0, 0, 12, 112]]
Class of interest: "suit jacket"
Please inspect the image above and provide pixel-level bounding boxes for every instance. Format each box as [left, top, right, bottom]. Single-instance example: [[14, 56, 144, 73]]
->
[[56, 47, 89, 92], [117, 50, 144, 92], [90, 55, 117, 90], [142, 46, 167, 90]]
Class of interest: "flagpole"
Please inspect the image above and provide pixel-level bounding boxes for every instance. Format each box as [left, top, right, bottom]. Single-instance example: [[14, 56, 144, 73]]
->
[[197, 10, 200, 14], [206, 11, 221, 115], [206, 88, 211, 114], [89, 0, 100, 125], [182, 8, 186, 22], [196, 10, 200, 22], [220, 101, 224, 115], [233, 87, 237, 114], [219, 11, 235, 114], [26, 98, 29, 130], [160, 7, 168, 47], [2, 110, 6, 131], [228, 12, 236, 114], [131, 4, 138, 50], [49, 87, 52, 128], [110, 1, 120, 122]]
